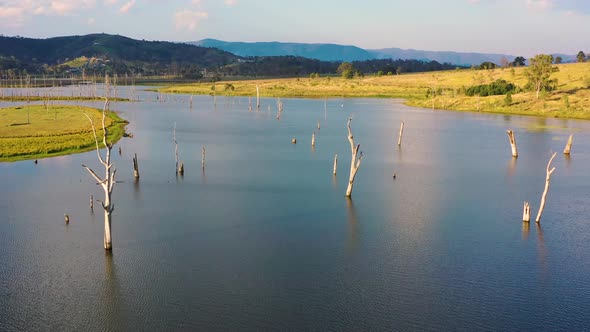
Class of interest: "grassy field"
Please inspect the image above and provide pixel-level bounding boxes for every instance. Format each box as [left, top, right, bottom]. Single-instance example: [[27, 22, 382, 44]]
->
[[160, 62, 590, 119], [0, 104, 127, 162]]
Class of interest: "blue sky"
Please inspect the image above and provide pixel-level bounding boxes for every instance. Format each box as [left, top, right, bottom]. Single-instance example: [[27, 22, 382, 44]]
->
[[0, 0, 588, 56]]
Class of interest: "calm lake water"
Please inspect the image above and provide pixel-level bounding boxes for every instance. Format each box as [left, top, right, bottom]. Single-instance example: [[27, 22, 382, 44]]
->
[[1, 86, 589, 330]]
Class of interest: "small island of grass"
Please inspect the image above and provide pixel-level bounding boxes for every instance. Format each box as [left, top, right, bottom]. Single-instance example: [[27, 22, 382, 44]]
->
[[0, 104, 127, 162]]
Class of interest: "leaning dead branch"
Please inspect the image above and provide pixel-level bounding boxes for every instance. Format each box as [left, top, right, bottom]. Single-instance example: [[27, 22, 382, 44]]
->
[[535, 152, 557, 223], [345, 118, 363, 197], [397, 121, 404, 147]]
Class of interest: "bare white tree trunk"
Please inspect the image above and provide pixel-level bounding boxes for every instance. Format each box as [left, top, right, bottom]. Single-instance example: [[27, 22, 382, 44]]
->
[[535, 152, 557, 223], [506, 130, 518, 157], [311, 131, 316, 147], [317, 120, 321, 131], [174, 122, 184, 175], [82, 97, 116, 251], [90, 194, 94, 211], [189, 95, 193, 110], [397, 121, 404, 147], [248, 96, 252, 112], [563, 134, 573, 154], [256, 84, 260, 110], [522, 201, 530, 222], [333, 154, 338, 175], [345, 118, 363, 197]]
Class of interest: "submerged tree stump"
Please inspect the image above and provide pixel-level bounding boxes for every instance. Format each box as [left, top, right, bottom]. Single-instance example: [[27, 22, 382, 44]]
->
[[563, 134, 573, 155], [506, 130, 518, 158], [132, 153, 140, 179], [333, 154, 338, 175], [522, 201, 530, 222]]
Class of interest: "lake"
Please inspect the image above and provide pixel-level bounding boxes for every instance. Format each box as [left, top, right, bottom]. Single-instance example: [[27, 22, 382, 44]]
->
[[1, 86, 589, 330]]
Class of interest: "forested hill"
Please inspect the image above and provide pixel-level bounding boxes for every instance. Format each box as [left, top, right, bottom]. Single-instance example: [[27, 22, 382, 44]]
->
[[0, 34, 461, 78], [0, 34, 237, 75]]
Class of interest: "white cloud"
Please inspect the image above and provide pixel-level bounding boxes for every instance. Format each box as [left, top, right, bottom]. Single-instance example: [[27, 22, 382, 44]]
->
[[88, 17, 96, 24], [525, 0, 553, 11], [224, 0, 237, 5], [175, 9, 208, 31], [104, 0, 118, 4], [119, 0, 136, 13]]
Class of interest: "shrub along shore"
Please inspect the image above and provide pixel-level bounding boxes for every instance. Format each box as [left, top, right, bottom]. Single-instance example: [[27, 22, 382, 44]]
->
[[159, 62, 590, 120]]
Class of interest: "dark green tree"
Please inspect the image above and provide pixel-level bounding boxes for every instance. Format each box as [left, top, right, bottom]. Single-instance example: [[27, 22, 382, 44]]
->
[[512, 56, 526, 67], [554, 56, 562, 64], [524, 54, 559, 99], [577, 51, 586, 63]]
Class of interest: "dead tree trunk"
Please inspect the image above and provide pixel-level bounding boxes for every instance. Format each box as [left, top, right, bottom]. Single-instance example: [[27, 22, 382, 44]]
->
[[174, 122, 184, 175], [506, 130, 518, 157], [132, 153, 140, 179], [345, 118, 363, 197], [522, 201, 530, 222], [563, 134, 573, 154], [311, 131, 316, 147], [90, 195, 94, 210], [256, 84, 260, 110], [397, 121, 404, 147], [82, 98, 116, 251], [317, 120, 321, 131], [201, 146, 206, 170], [276, 98, 283, 120], [248, 96, 252, 112], [333, 154, 338, 175], [535, 152, 557, 223]]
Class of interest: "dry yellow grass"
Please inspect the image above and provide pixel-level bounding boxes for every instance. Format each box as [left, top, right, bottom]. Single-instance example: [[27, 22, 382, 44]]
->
[[160, 62, 590, 119]]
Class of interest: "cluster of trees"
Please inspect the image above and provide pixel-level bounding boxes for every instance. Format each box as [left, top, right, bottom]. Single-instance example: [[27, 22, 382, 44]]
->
[[217, 56, 336, 77], [352, 59, 461, 75]]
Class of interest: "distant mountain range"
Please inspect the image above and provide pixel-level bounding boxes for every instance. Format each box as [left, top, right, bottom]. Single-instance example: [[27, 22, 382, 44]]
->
[[192, 39, 374, 62], [192, 39, 577, 66], [0, 34, 577, 78]]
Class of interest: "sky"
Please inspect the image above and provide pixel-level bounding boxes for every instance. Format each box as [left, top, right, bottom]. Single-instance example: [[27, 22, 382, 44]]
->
[[0, 0, 588, 56]]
